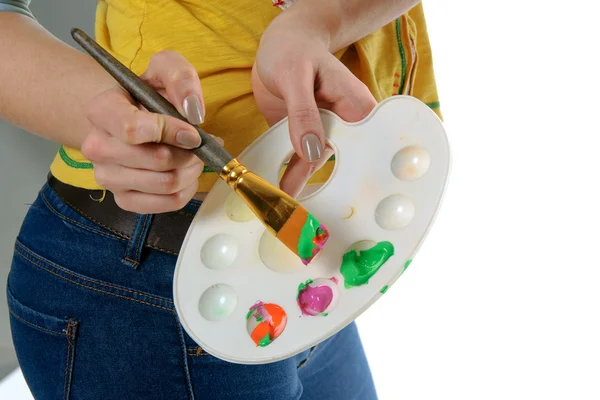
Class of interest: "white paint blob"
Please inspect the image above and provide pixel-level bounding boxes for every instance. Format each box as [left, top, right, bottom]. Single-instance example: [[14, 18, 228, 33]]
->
[[198, 284, 237, 321], [391, 146, 431, 180], [375, 195, 415, 230], [258, 230, 305, 273], [201, 234, 239, 270], [224, 192, 255, 222]]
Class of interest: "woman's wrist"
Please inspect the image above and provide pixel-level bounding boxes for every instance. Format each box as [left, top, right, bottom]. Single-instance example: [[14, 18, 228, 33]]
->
[[279, 1, 339, 51], [265, 4, 335, 52], [283, 0, 420, 53]]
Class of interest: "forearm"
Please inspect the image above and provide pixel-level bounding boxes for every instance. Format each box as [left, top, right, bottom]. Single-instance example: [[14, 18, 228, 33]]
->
[[0, 12, 119, 148], [288, 0, 420, 52]]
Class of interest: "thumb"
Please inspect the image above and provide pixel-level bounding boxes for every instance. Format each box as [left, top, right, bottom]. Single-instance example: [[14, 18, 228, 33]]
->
[[317, 56, 377, 123], [280, 68, 325, 163]]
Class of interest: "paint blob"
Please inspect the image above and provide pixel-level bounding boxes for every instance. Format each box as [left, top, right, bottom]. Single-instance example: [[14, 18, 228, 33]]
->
[[200, 234, 239, 270], [246, 302, 287, 347], [380, 285, 389, 294], [340, 241, 395, 288], [391, 146, 431, 180], [258, 230, 307, 273], [374, 194, 415, 230], [296, 279, 337, 316], [297, 213, 329, 265], [198, 284, 237, 321]]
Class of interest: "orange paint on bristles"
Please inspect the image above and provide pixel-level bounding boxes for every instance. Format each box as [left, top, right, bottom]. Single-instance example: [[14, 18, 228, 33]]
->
[[218, 159, 328, 264], [277, 206, 329, 265], [276, 207, 306, 256]]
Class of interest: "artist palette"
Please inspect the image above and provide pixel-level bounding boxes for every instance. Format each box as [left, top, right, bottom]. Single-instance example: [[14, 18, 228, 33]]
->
[[173, 96, 450, 364]]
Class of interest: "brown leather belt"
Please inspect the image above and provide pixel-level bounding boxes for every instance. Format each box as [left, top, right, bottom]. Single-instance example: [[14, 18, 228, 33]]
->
[[47, 173, 196, 255]]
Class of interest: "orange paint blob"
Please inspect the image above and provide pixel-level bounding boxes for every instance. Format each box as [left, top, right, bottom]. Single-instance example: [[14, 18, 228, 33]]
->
[[248, 303, 287, 347], [250, 322, 271, 346]]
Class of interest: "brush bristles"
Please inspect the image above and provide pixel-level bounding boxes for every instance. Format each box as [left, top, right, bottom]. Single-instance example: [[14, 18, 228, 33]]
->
[[277, 206, 330, 265], [220, 158, 329, 264]]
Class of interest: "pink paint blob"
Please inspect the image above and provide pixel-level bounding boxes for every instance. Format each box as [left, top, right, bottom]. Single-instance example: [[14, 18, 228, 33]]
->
[[298, 284, 334, 316]]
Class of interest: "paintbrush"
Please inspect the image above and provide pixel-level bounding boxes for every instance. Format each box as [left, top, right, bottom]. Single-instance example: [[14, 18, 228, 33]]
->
[[71, 28, 329, 265]]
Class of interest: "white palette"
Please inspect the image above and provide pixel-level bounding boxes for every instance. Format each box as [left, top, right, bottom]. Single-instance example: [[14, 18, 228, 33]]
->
[[173, 95, 450, 364]]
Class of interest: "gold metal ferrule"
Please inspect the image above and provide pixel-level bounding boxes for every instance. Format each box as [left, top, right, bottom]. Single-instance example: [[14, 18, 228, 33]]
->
[[219, 159, 299, 234]]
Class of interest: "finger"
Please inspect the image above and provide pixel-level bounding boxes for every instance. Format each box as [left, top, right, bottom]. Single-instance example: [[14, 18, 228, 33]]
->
[[277, 63, 325, 164], [280, 145, 335, 198], [81, 129, 202, 172], [85, 88, 201, 149], [113, 181, 199, 214], [94, 163, 204, 195], [251, 65, 288, 126], [316, 55, 377, 122], [136, 88, 168, 112], [140, 50, 205, 125]]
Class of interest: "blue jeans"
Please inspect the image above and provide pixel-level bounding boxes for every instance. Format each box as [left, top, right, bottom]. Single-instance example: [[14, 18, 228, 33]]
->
[[6, 182, 378, 400]]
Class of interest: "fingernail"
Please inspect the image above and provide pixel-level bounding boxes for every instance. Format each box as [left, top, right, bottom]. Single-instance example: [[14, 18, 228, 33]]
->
[[302, 133, 322, 162], [176, 130, 201, 148], [183, 95, 204, 125]]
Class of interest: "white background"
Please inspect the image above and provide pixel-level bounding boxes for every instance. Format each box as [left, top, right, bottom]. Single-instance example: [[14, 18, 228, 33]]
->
[[358, 0, 600, 399], [2, 0, 600, 399]]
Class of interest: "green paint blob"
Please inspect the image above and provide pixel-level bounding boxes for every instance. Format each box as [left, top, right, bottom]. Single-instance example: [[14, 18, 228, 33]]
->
[[297, 213, 321, 260], [258, 333, 272, 347], [380, 285, 389, 294], [340, 241, 395, 288], [245, 309, 253, 320], [404, 259, 413, 270]]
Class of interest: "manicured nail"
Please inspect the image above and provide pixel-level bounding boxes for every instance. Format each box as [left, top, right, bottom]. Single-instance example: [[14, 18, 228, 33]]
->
[[302, 133, 322, 162], [183, 95, 204, 125], [176, 130, 201, 148]]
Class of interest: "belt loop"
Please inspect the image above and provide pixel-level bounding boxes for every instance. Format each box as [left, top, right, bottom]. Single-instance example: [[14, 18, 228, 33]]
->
[[122, 213, 154, 269]]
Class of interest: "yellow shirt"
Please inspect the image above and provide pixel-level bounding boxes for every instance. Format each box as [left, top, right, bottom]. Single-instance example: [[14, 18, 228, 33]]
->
[[50, 0, 442, 192]]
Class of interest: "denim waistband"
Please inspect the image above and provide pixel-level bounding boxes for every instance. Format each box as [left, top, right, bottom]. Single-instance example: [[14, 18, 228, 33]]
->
[[39, 180, 202, 267]]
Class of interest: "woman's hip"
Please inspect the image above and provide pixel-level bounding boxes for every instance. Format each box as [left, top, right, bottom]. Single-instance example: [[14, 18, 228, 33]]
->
[[6, 177, 376, 399]]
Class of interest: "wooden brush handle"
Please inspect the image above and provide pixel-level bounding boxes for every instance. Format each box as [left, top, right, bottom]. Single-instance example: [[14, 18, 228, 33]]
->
[[71, 28, 233, 173]]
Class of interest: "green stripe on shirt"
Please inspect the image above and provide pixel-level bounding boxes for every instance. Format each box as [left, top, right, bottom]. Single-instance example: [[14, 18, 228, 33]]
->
[[59, 146, 94, 169]]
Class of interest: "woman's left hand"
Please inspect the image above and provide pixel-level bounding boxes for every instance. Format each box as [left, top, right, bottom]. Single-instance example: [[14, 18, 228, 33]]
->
[[252, 9, 377, 198]]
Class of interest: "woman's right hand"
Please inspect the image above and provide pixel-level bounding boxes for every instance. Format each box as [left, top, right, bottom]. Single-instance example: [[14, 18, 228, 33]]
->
[[80, 50, 217, 214]]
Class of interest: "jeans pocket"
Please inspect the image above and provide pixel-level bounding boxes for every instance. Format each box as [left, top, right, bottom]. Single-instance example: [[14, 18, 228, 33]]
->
[[296, 345, 317, 369], [6, 287, 79, 400]]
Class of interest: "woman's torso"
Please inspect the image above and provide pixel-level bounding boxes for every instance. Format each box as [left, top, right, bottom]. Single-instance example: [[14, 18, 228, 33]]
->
[[50, 0, 442, 194]]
